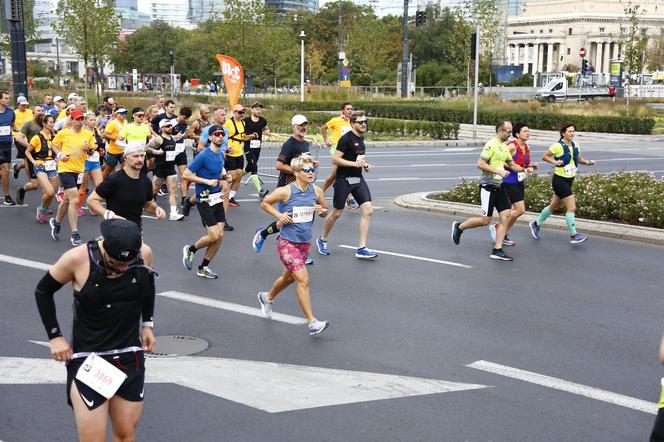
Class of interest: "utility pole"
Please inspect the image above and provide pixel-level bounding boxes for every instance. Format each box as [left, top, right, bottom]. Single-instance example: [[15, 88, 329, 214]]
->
[[5, 0, 29, 102], [400, 0, 409, 98], [472, 22, 480, 141]]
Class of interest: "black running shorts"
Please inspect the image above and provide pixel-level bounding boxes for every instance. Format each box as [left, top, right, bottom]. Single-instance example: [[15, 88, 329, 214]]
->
[[552, 174, 574, 199], [479, 184, 510, 217], [503, 182, 525, 204], [66, 351, 145, 411], [332, 177, 372, 210], [197, 200, 225, 227]]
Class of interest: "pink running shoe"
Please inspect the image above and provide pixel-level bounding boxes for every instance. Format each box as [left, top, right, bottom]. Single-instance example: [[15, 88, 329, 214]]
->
[[36, 208, 47, 223]]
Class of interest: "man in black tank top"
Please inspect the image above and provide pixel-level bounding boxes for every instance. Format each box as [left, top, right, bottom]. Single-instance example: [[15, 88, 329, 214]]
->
[[34, 219, 156, 441], [152, 119, 185, 220]]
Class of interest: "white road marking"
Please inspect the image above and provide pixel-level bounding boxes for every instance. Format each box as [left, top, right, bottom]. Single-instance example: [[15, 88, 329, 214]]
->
[[364, 176, 476, 182], [158, 290, 308, 325], [0, 253, 50, 271], [0, 356, 488, 413], [142, 215, 158, 219], [0, 204, 28, 208], [467, 360, 657, 415], [338, 245, 472, 268]]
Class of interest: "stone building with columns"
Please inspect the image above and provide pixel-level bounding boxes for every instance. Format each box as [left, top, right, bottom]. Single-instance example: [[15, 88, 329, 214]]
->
[[504, 0, 664, 75]]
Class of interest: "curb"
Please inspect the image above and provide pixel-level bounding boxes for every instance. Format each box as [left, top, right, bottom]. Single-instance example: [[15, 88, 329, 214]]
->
[[394, 192, 664, 246], [365, 140, 483, 148]]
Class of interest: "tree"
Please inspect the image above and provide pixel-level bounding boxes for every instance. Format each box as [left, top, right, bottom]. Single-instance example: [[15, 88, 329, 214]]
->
[[464, 0, 499, 84], [646, 36, 664, 72], [53, 0, 120, 89], [619, 2, 648, 81]]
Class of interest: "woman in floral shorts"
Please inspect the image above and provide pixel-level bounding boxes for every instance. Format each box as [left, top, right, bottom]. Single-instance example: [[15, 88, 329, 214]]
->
[[256, 155, 331, 336]]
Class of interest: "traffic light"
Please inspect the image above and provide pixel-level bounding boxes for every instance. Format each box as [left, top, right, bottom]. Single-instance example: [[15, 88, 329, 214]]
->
[[470, 33, 477, 61], [412, 56, 418, 70], [415, 10, 426, 26], [581, 58, 588, 73]]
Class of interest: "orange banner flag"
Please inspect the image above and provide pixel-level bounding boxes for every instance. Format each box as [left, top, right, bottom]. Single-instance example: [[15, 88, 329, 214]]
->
[[215, 54, 244, 107]]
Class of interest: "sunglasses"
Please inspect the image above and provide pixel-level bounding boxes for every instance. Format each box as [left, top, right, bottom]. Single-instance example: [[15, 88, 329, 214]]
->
[[211, 131, 224, 137], [236, 111, 245, 115], [134, 113, 145, 118], [74, 117, 84, 121], [356, 119, 368, 125], [300, 167, 316, 173]]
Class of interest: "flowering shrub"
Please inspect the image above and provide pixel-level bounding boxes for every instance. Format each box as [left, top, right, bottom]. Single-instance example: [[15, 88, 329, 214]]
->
[[433, 172, 664, 228]]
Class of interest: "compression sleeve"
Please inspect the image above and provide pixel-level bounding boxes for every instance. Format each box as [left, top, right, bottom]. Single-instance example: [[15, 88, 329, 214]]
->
[[34, 272, 65, 339], [141, 271, 156, 325]]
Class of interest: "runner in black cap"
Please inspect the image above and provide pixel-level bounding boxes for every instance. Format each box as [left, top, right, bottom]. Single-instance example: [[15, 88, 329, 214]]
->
[[34, 218, 156, 441], [243, 101, 270, 199]]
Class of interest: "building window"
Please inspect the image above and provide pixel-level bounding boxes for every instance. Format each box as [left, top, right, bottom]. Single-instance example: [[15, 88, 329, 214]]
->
[[67, 61, 79, 74], [567, 48, 571, 55], [549, 29, 553, 33], [539, 29, 543, 34], [642, 28, 648, 36], [568, 28, 572, 35], [599, 27, 605, 33]]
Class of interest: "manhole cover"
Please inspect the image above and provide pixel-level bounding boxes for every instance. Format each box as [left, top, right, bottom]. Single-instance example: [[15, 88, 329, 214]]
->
[[147, 335, 209, 358]]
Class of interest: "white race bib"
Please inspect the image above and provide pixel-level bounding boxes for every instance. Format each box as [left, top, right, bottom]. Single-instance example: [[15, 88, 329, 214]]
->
[[292, 206, 315, 223], [341, 125, 352, 135], [166, 150, 177, 162], [208, 192, 222, 206], [0, 126, 10, 136], [517, 172, 527, 182], [356, 154, 365, 162], [75, 353, 128, 399], [44, 160, 57, 171], [77, 173, 84, 185], [88, 151, 100, 162], [493, 167, 506, 181], [175, 142, 185, 153], [346, 177, 361, 185], [250, 139, 261, 149], [563, 164, 577, 175]]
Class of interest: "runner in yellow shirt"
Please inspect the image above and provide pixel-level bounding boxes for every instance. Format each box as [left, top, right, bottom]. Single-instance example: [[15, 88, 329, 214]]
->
[[49, 110, 96, 247], [102, 108, 128, 178], [321, 102, 357, 209], [223, 103, 258, 206]]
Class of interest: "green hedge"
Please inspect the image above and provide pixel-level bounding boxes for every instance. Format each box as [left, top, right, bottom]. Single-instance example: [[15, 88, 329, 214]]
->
[[432, 172, 664, 228], [269, 116, 458, 140], [262, 100, 655, 135]]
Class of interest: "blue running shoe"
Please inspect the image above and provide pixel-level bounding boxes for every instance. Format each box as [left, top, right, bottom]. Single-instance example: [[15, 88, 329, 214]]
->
[[355, 247, 378, 259], [253, 227, 265, 253], [345, 197, 359, 210], [529, 220, 541, 240], [489, 223, 496, 242], [316, 238, 329, 255], [570, 233, 588, 244]]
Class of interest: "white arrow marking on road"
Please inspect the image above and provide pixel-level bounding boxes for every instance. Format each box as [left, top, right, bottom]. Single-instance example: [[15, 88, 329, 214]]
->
[[467, 360, 657, 415], [0, 356, 488, 413], [0, 253, 50, 271], [338, 245, 472, 269]]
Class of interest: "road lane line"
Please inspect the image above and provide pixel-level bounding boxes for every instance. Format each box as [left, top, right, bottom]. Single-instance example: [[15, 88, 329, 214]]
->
[[158, 291, 308, 325], [337, 245, 472, 268], [0, 254, 50, 271], [467, 360, 657, 415]]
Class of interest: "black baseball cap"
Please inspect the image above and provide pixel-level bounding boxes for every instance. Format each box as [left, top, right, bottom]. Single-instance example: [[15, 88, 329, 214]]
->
[[100, 219, 142, 262], [208, 125, 225, 136], [251, 102, 263, 108]]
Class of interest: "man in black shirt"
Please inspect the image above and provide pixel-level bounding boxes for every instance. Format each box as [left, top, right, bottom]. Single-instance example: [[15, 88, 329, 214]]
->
[[87, 144, 166, 225], [317, 111, 377, 260], [243, 102, 270, 199], [150, 99, 177, 133]]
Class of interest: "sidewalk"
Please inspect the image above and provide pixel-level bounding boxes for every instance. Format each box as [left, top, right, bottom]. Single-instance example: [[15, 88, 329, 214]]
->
[[394, 192, 664, 246]]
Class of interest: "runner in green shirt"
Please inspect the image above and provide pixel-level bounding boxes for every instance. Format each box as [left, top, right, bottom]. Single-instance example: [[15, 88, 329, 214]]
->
[[451, 120, 528, 261]]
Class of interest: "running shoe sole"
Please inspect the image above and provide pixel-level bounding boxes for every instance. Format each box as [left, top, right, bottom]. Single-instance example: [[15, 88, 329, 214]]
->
[[570, 236, 588, 244], [257, 292, 272, 318], [196, 270, 218, 279], [490, 253, 513, 261], [252, 230, 264, 253], [356, 252, 377, 259], [182, 245, 193, 271], [529, 221, 541, 239], [451, 222, 461, 245], [309, 321, 330, 336], [49, 219, 59, 241]]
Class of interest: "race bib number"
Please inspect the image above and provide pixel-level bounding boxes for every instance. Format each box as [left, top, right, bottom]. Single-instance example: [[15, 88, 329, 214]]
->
[[250, 139, 261, 149], [346, 177, 361, 185], [0, 126, 10, 136], [356, 154, 365, 162], [166, 150, 177, 162], [44, 160, 57, 171], [493, 168, 506, 181], [175, 142, 185, 154], [341, 126, 352, 135], [563, 164, 577, 175], [77, 173, 84, 185], [208, 192, 222, 206], [75, 353, 128, 399], [292, 206, 315, 223], [517, 172, 527, 182]]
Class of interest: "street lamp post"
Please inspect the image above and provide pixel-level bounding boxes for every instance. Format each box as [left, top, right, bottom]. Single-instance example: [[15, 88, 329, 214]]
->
[[300, 31, 305, 103], [169, 50, 175, 95]]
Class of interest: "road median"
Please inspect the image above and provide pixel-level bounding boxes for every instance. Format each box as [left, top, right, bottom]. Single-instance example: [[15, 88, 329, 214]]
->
[[394, 192, 664, 246]]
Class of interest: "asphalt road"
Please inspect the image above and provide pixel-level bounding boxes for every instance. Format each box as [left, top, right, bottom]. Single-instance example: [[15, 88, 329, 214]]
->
[[1, 135, 662, 441]]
